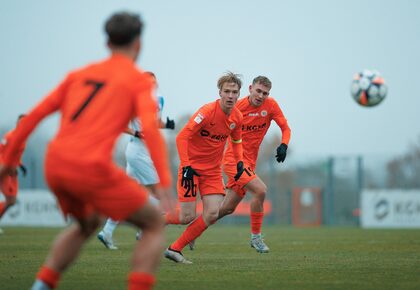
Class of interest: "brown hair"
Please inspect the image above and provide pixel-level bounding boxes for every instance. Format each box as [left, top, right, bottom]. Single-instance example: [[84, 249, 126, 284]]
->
[[252, 76, 272, 90], [217, 72, 242, 90]]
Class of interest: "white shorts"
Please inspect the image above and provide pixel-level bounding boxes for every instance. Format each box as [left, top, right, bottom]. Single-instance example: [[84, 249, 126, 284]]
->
[[125, 140, 159, 185]]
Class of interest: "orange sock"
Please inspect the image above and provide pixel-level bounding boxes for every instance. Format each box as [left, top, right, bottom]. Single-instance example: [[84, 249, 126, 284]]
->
[[0, 201, 5, 217], [128, 272, 155, 290], [170, 215, 207, 252], [165, 208, 180, 225], [250, 212, 264, 235], [36, 266, 60, 289]]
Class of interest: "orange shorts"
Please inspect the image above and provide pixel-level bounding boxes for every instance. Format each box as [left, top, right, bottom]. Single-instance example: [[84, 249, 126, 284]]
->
[[0, 174, 18, 197], [45, 155, 148, 221], [223, 162, 257, 197], [177, 166, 225, 202]]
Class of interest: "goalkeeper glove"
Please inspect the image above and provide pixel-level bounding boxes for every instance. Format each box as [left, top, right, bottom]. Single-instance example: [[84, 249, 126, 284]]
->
[[275, 143, 288, 163]]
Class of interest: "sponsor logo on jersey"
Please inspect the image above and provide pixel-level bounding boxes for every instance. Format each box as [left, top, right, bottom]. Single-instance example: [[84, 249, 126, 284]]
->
[[242, 122, 267, 131], [248, 112, 259, 117], [194, 113, 204, 124], [261, 110, 268, 117], [200, 130, 228, 142]]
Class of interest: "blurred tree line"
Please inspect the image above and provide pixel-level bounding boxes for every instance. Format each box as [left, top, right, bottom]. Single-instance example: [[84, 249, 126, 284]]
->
[[387, 135, 420, 188]]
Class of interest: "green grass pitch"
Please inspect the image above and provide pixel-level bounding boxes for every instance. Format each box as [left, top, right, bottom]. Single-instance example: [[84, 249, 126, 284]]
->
[[0, 225, 419, 290]]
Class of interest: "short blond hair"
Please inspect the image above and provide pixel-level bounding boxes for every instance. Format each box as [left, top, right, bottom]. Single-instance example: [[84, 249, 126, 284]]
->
[[252, 76, 272, 90], [217, 72, 242, 90]]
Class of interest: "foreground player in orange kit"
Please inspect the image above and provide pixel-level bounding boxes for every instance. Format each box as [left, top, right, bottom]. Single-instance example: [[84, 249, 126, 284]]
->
[[0, 115, 27, 227], [0, 12, 174, 290], [220, 76, 291, 253], [164, 72, 244, 264]]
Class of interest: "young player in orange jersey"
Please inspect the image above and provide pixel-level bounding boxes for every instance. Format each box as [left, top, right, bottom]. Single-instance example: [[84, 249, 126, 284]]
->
[[219, 76, 291, 253], [0, 115, 27, 231], [0, 12, 174, 290], [163, 72, 245, 264]]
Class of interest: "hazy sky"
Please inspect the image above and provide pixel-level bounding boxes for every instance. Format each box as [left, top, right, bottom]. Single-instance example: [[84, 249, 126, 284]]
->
[[1, 0, 419, 157]]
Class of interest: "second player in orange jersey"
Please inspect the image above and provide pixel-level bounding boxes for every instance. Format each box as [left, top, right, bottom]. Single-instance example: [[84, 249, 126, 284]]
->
[[164, 72, 244, 264], [220, 75, 291, 253]]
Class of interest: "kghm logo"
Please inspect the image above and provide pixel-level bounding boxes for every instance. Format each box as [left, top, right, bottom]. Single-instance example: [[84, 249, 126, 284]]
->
[[375, 199, 390, 220], [200, 130, 228, 142], [242, 123, 267, 131]]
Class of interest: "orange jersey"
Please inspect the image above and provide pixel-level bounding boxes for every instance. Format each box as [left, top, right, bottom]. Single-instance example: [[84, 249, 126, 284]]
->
[[0, 130, 25, 165], [1, 54, 171, 187], [224, 96, 291, 168], [176, 100, 243, 171]]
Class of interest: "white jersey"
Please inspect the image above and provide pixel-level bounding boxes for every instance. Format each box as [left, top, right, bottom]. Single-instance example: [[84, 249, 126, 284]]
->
[[125, 96, 164, 185]]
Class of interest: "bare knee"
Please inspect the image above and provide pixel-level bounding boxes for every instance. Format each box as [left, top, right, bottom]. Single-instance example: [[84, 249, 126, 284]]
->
[[203, 209, 219, 225], [219, 206, 235, 218], [254, 186, 267, 202], [179, 212, 196, 224]]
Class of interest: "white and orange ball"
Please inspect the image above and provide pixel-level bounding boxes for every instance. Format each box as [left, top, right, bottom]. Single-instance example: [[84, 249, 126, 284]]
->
[[351, 69, 387, 107]]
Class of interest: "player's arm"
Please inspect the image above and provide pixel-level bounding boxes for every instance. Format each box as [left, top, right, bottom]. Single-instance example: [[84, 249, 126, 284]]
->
[[176, 109, 207, 168], [230, 116, 245, 181], [1, 76, 68, 168], [176, 109, 206, 185], [271, 100, 291, 163]]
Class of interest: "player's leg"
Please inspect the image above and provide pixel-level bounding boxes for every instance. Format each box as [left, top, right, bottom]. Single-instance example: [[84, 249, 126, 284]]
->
[[30, 207, 101, 289], [97, 218, 119, 250], [165, 194, 223, 263], [135, 184, 160, 240], [96, 166, 166, 290], [218, 162, 252, 219], [165, 166, 198, 225], [218, 188, 244, 219], [244, 177, 269, 253], [125, 201, 165, 290], [165, 172, 224, 263], [126, 145, 163, 241]]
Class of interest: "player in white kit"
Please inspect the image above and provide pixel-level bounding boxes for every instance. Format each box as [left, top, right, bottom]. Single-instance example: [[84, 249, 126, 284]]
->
[[97, 73, 175, 250]]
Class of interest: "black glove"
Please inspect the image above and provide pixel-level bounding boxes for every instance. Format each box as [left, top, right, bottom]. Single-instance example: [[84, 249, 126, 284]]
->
[[165, 117, 175, 130], [234, 161, 245, 181], [19, 164, 27, 177], [181, 166, 200, 188], [275, 143, 288, 163]]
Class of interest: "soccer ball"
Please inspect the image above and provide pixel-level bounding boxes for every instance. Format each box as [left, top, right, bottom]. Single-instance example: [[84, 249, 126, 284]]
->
[[350, 69, 387, 107]]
